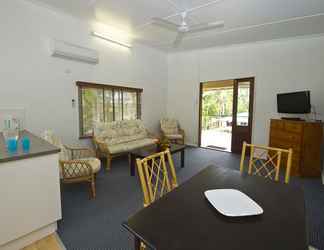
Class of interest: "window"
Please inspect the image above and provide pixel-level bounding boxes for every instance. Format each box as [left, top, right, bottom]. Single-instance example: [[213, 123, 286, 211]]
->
[[236, 82, 250, 126], [77, 82, 142, 138]]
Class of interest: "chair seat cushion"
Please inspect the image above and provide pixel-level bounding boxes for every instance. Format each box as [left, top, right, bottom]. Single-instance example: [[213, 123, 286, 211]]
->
[[108, 143, 126, 154], [125, 138, 156, 151], [165, 134, 183, 140], [59, 158, 101, 179], [109, 138, 156, 154], [80, 157, 101, 174], [163, 127, 178, 135]]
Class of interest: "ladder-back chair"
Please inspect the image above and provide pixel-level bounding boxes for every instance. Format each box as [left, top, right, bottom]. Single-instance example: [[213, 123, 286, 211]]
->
[[240, 142, 293, 184], [136, 149, 178, 208]]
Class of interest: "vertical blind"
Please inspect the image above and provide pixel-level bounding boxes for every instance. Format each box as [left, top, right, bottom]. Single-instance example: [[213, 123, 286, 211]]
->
[[77, 82, 142, 137]]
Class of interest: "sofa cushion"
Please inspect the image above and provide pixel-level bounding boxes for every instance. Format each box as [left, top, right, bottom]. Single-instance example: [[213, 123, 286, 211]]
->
[[108, 138, 155, 154], [125, 132, 148, 142], [108, 144, 126, 154], [125, 138, 156, 151], [106, 136, 130, 145], [165, 134, 183, 140], [105, 131, 147, 146], [94, 120, 154, 154], [95, 119, 146, 140], [100, 128, 119, 139]]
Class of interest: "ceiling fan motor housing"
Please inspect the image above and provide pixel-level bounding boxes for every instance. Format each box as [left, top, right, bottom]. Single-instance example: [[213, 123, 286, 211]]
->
[[179, 12, 189, 32], [178, 25, 189, 32]]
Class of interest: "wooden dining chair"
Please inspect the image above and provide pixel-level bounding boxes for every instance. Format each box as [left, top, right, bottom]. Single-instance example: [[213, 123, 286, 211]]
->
[[240, 142, 293, 184], [136, 149, 178, 250], [136, 148, 178, 208]]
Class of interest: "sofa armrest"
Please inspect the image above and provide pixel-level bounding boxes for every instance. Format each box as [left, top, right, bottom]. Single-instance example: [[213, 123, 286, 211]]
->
[[93, 137, 111, 155]]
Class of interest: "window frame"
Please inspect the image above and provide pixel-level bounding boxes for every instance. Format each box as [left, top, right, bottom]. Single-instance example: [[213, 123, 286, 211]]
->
[[77, 81, 143, 139]]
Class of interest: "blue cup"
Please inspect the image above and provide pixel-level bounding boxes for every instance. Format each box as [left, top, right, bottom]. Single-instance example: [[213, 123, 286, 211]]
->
[[7, 138, 18, 153], [21, 136, 31, 152]]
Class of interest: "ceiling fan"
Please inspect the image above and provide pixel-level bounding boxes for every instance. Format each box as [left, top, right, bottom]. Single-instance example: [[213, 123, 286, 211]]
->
[[152, 12, 224, 47]]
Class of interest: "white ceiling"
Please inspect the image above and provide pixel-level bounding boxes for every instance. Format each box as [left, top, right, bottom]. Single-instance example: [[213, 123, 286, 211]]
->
[[26, 0, 324, 51]]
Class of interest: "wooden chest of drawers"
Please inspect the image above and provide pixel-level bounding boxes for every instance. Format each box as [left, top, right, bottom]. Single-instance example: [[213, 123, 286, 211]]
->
[[269, 119, 323, 177]]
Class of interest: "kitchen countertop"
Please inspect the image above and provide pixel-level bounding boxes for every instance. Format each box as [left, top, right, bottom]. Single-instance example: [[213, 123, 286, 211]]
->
[[0, 130, 60, 163]]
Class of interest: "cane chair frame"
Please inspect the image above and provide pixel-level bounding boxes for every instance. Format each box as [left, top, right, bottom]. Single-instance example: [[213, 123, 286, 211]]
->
[[136, 149, 178, 207], [43, 130, 99, 199], [240, 142, 293, 184], [65, 145, 96, 160], [59, 146, 98, 199]]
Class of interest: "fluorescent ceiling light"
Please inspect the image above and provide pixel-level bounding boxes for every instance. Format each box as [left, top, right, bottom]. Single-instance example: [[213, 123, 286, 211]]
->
[[92, 31, 132, 48]]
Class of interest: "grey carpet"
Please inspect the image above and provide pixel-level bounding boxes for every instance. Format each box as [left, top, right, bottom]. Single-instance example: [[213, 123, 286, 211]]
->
[[57, 147, 324, 250]]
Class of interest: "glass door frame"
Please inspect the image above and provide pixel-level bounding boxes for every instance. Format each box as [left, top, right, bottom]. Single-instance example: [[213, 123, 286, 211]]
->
[[198, 77, 255, 152], [231, 77, 255, 153]]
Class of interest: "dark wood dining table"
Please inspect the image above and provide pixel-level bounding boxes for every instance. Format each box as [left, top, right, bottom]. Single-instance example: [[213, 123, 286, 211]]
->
[[122, 165, 308, 250]]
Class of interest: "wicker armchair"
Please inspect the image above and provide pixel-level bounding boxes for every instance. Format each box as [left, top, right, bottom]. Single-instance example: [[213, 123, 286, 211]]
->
[[42, 130, 101, 199], [160, 118, 185, 145]]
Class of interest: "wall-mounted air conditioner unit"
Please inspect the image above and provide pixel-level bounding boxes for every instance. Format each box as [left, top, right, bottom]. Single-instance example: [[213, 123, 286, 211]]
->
[[50, 39, 99, 64]]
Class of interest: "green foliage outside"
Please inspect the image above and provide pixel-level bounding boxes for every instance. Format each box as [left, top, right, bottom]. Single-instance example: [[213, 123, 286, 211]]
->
[[202, 87, 249, 130], [82, 89, 103, 135], [82, 89, 138, 135]]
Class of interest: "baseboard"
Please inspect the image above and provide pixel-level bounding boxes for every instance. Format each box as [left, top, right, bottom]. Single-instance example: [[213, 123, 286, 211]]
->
[[0, 223, 57, 250], [54, 232, 66, 250], [185, 143, 199, 147]]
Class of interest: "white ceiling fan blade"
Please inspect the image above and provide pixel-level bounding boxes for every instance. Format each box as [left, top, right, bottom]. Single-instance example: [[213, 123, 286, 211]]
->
[[87, 0, 97, 7], [188, 21, 225, 33], [152, 18, 179, 31], [173, 33, 185, 48]]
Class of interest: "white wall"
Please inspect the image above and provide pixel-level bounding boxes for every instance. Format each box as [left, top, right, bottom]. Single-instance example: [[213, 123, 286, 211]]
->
[[167, 36, 324, 146], [2, 0, 324, 148], [0, 0, 168, 144]]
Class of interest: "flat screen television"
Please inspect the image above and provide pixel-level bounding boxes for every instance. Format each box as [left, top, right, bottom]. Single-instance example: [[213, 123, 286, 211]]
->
[[277, 91, 311, 114]]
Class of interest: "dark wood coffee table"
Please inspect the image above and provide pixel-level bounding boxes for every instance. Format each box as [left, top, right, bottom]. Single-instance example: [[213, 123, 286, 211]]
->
[[129, 144, 186, 176]]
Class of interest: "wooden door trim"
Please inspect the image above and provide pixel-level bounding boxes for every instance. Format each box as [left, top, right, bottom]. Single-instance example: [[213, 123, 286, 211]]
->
[[231, 77, 255, 152], [233, 77, 255, 131], [198, 82, 203, 147], [232, 80, 238, 131]]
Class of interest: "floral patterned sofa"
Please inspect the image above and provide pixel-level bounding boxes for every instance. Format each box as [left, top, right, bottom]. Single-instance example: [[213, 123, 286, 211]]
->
[[93, 119, 156, 170]]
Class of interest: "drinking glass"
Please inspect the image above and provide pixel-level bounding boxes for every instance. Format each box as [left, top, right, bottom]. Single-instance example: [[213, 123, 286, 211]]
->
[[3, 129, 19, 153], [21, 136, 31, 152], [7, 138, 18, 153]]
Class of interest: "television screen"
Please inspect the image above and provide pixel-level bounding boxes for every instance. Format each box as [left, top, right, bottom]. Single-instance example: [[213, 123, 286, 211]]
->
[[277, 91, 311, 114]]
